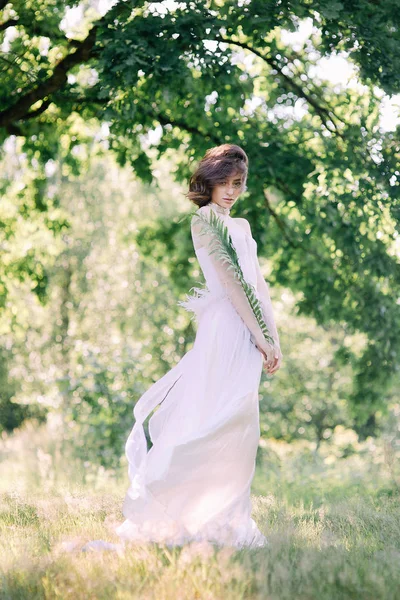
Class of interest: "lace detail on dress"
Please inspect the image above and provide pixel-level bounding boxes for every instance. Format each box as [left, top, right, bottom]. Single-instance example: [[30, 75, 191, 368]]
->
[[208, 201, 231, 216]]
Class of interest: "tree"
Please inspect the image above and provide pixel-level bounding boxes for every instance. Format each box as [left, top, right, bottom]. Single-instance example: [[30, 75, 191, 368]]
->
[[1, 0, 399, 433]]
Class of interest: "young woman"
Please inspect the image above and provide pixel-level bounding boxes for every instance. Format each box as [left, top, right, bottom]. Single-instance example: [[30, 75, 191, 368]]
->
[[82, 144, 282, 552], [110, 144, 282, 550]]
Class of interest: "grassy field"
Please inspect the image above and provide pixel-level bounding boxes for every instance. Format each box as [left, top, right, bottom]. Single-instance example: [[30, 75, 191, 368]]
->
[[1, 420, 399, 599]]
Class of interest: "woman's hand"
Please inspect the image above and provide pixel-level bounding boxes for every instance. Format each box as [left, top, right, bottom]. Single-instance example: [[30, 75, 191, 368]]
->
[[257, 342, 283, 375]]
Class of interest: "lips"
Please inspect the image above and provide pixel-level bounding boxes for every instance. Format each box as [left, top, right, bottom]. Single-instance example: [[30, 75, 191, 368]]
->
[[224, 198, 234, 202]]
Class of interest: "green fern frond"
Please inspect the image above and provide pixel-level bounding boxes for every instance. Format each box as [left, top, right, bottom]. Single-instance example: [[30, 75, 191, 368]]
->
[[192, 209, 275, 347]]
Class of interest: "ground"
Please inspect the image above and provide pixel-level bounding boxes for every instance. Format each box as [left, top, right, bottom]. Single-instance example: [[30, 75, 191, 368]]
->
[[1, 422, 399, 599]]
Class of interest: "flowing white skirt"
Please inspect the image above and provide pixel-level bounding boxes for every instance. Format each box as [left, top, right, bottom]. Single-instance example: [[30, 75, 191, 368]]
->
[[115, 288, 266, 548]]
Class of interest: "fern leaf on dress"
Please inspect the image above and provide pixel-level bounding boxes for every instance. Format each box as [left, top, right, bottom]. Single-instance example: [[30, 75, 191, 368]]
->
[[192, 210, 275, 347]]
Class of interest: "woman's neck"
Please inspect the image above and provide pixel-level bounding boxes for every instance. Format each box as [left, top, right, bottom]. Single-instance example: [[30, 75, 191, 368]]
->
[[209, 201, 231, 216]]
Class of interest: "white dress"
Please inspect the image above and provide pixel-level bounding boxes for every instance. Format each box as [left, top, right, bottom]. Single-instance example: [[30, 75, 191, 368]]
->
[[112, 201, 273, 549]]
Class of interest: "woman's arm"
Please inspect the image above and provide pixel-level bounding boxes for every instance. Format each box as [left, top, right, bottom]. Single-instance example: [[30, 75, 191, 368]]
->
[[255, 258, 281, 350], [191, 214, 275, 356], [235, 217, 281, 350]]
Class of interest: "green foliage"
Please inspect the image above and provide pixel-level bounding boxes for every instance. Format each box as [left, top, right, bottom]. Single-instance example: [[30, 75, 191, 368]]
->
[[61, 348, 149, 470], [0, 151, 199, 462], [315, 0, 400, 95], [0, 0, 399, 430], [258, 301, 357, 447], [0, 347, 47, 434]]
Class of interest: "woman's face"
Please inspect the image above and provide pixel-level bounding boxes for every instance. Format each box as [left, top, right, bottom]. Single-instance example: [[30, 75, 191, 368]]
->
[[211, 172, 245, 210]]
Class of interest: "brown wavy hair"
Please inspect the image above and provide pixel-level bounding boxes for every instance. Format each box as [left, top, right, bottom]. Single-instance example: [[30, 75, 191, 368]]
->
[[186, 144, 248, 208]]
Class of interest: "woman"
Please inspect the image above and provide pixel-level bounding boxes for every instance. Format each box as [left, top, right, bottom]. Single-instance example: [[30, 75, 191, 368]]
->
[[83, 144, 282, 552], [111, 144, 282, 550]]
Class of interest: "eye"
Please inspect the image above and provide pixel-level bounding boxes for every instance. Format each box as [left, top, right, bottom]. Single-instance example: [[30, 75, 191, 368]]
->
[[218, 179, 242, 188]]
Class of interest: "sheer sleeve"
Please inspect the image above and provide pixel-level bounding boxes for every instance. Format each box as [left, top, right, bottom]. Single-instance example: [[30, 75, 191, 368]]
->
[[254, 256, 281, 350], [191, 213, 274, 354]]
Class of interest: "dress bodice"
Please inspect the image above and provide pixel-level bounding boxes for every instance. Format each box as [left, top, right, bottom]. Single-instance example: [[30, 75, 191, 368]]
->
[[193, 203, 259, 295]]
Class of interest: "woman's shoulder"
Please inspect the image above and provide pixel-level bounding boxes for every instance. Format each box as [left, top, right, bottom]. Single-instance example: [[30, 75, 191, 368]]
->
[[191, 204, 212, 221], [196, 204, 211, 214], [232, 216, 251, 236], [190, 204, 210, 232]]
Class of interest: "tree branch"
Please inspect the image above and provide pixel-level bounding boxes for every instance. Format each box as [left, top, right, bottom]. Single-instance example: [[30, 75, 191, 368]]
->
[[0, 24, 99, 129], [0, 18, 18, 31], [154, 110, 221, 144], [213, 35, 342, 134], [263, 189, 300, 249], [60, 94, 110, 105], [5, 122, 23, 136], [22, 98, 52, 120]]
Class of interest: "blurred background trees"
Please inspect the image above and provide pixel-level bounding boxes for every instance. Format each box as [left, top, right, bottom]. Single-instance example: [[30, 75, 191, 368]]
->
[[0, 0, 399, 467]]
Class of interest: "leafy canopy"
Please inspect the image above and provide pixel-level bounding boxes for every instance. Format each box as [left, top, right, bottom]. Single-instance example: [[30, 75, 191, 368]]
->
[[1, 0, 399, 433]]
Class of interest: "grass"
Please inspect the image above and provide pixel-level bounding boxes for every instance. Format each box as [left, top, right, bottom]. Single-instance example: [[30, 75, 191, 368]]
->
[[0, 419, 399, 599]]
